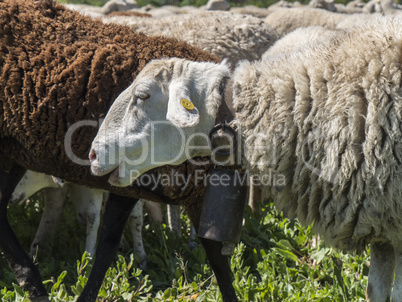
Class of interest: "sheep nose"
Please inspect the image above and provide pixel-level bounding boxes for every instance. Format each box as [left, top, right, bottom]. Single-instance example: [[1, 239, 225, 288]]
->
[[89, 149, 97, 163]]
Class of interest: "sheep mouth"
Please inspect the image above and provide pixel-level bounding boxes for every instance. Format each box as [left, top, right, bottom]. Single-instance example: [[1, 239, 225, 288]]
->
[[90, 160, 120, 177], [107, 162, 146, 187], [9, 193, 25, 205], [108, 167, 122, 185], [107, 164, 132, 187]]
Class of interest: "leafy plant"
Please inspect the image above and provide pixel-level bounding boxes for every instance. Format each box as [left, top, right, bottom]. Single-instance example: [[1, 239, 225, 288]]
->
[[1, 195, 370, 301]]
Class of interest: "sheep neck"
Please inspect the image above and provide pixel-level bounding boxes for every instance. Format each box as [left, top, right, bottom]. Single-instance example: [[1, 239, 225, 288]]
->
[[216, 76, 235, 125], [210, 76, 240, 167]]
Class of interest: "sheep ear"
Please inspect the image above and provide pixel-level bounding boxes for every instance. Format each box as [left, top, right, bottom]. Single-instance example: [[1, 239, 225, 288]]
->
[[166, 82, 200, 128]]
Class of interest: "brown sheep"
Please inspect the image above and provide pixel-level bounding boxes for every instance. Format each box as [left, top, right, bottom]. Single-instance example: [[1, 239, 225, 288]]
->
[[0, 1, 236, 301]]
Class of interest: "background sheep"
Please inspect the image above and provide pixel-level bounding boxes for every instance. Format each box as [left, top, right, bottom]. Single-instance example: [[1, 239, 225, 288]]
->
[[307, 0, 364, 13], [333, 2, 365, 13], [262, 26, 338, 59], [10, 170, 196, 269], [106, 10, 152, 17], [264, 6, 378, 37], [91, 16, 402, 302], [64, 0, 138, 18], [103, 9, 278, 215], [130, 4, 199, 18], [380, 0, 402, 14], [230, 5, 273, 18], [205, 0, 230, 11], [308, 0, 337, 12], [0, 1, 238, 302], [103, 11, 279, 66], [10, 170, 166, 269], [363, 0, 382, 13], [264, 7, 343, 36], [10, 171, 103, 258]]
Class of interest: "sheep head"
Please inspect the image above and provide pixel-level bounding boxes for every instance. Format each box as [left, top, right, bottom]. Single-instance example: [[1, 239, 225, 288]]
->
[[90, 58, 231, 186]]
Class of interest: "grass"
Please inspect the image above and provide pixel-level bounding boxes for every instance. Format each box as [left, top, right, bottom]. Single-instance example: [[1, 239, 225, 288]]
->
[[0, 193, 369, 301]]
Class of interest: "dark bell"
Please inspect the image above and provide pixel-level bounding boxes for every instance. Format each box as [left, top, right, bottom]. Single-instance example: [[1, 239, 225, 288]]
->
[[198, 168, 248, 255]]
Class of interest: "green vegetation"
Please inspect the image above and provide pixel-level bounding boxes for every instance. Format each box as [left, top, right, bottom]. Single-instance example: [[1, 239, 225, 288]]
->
[[0, 193, 369, 301]]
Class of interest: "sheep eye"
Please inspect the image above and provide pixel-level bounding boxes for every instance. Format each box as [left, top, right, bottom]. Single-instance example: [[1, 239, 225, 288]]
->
[[136, 92, 150, 100]]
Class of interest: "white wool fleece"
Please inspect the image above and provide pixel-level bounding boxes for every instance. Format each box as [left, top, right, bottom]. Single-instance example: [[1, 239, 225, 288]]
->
[[234, 16, 402, 252]]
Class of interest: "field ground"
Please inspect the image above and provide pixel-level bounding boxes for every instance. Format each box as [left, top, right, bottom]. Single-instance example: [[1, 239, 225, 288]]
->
[[0, 193, 369, 301]]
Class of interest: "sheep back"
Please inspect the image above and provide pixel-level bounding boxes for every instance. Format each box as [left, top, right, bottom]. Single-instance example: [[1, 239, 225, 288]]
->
[[262, 26, 338, 59], [104, 12, 279, 66], [264, 7, 345, 37]]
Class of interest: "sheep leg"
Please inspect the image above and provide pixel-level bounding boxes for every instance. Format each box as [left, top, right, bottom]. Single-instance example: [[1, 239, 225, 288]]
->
[[366, 241, 395, 302], [128, 199, 147, 270], [30, 187, 68, 258], [248, 180, 262, 219], [77, 194, 137, 302], [188, 225, 197, 250], [82, 191, 103, 257], [0, 163, 49, 300], [391, 246, 402, 301], [167, 204, 182, 237], [143, 199, 163, 224], [199, 237, 238, 302], [69, 186, 103, 256]]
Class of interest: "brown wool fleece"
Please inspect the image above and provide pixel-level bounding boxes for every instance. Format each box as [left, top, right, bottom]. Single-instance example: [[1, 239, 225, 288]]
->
[[0, 0, 218, 214]]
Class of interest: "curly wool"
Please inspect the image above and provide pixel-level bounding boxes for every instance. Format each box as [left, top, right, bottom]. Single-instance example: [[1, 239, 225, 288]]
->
[[262, 26, 338, 59], [103, 11, 279, 66], [0, 0, 218, 205], [233, 16, 402, 252], [264, 7, 376, 37]]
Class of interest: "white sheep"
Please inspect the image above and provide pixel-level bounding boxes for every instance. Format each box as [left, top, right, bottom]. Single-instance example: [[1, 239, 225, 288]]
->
[[205, 0, 230, 11], [104, 9, 278, 215], [307, 0, 364, 13], [103, 11, 279, 66], [264, 6, 378, 37], [264, 7, 341, 36], [64, 0, 138, 18], [346, 0, 366, 9], [230, 5, 272, 18], [262, 26, 338, 59], [10, 171, 102, 257], [308, 0, 337, 12], [333, 3, 364, 14], [363, 0, 383, 13], [90, 16, 402, 302], [104, 10, 274, 216], [126, 5, 199, 18], [378, 0, 402, 14], [11, 170, 162, 269]]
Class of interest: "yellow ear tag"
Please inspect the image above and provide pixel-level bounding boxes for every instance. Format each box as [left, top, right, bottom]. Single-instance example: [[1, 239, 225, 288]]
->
[[180, 98, 195, 111]]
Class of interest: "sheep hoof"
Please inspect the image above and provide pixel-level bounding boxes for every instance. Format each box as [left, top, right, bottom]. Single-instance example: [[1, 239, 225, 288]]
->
[[139, 259, 147, 271], [221, 243, 235, 256], [188, 241, 196, 251]]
